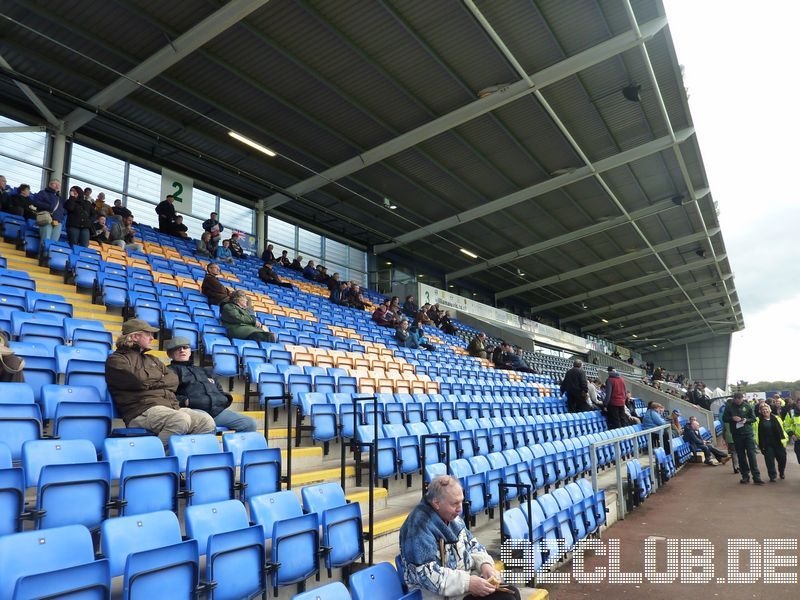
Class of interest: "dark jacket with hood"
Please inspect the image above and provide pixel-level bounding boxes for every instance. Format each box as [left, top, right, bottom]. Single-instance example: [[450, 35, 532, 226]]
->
[[604, 371, 627, 407], [65, 195, 96, 229], [31, 186, 65, 222], [169, 360, 231, 417]]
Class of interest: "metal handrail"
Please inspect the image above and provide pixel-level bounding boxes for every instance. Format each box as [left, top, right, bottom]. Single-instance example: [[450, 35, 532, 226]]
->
[[261, 385, 294, 490], [589, 423, 670, 521]]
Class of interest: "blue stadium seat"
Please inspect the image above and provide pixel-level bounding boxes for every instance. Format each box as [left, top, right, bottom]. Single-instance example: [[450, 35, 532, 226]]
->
[[349, 562, 420, 600], [168, 434, 235, 506], [221, 432, 281, 501], [0, 402, 42, 460], [293, 581, 351, 600], [301, 482, 364, 574]]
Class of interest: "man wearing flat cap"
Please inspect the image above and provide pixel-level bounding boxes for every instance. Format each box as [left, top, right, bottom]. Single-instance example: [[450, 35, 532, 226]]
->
[[165, 336, 256, 432], [105, 318, 216, 446]]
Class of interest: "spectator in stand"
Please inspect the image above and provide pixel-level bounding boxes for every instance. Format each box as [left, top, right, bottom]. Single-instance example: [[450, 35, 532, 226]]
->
[[155, 194, 176, 234], [261, 243, 276, 264], [166, 337, 256, 433], [641, 401, 670, 451], [316, 265, 330, 286], [278, 250, 291, 267], [402, 295, 418, 318], [172, 215, 189, 239], [220, 290, 276, 343], [202, 212, 224, 246], [372, 301, 395, 327], [467, 332, 487, 359], [414, 305, 434, 327], [330, 281, 347, 305], [604, 367, 628, 429], [508, 347, 536, 374], [227, 233, 246, 259], [623, 392, 640, 424], [440, 311, 457, 335], [94, 193, 113, 218], [670, 408, 682, 438], [561, 360, 589, 413], [586, 377, 602, 411], [112, 198, 132, 219], [719, 400, 739, 474], [399, 476, 514, 600], [196, 232, 214, 258], [756, 403, 788, 482], [290, 255, 303, 271], [409, 322, 435, 352], [82, 187, 93, 202], [349, 286, 367, 310], [105, 319, 216, 447], [215, 239, 235, 265], [258, 262, 293, 288], [395, 319, 411, 347], [426, 303, 442, 326], [31, 179, 64, 242], [723, 392, 763, 485], [0, 331, 25, 383], [4, 184, 36, 219], [302, 260, 318, 281], [109, 215, 144, 253], [492, 343, 516, 370], [327, 272, 341, 292], [782, 397, 800, 465], [90, 215, 110, 244], [0, 175, 11, 207], [201, 262, 231, 306], [389, 296, 401, 315], [65, 185, 96, 247], [684, 420, 728, 466], [652, 366, 664, 382]]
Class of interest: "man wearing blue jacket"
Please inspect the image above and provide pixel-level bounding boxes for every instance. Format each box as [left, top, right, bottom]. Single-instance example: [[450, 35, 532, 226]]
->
[[31, 179, 65, 243]]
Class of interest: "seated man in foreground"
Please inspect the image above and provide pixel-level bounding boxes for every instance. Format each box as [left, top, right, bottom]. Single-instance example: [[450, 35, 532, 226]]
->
[[683, 419, 728, 466], [165, 337, 256, 432], [399, 475, 518, 600], [105, 319, 216, 446]]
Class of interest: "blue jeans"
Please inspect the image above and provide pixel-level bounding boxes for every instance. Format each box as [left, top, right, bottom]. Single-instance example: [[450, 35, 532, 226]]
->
[[214, 408, 257, 432], [38, 221, 63, 242], [68, 227, 90, 247]]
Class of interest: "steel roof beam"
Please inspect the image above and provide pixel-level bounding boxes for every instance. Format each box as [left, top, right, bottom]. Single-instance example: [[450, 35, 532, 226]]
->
[[63, 0, 270, 133], [374, 128, 691, 253], [599, 301, 734, 336], [638, 331, 733, 353], [0, 53, 61, 127], [495, 229, 716, 299], [446, 195, 692, 280], [532, 255, 723, 312], [263, 15, 668, 210], [560, 275, 732, 324], [617, 307, 737, 339]]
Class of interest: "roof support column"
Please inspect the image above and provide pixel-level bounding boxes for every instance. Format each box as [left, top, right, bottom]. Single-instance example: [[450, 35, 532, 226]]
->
[[50, 130, 67, 185]]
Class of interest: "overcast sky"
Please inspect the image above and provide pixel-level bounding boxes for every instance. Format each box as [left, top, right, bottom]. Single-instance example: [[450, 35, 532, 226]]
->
[[662, 0, 799, 384]]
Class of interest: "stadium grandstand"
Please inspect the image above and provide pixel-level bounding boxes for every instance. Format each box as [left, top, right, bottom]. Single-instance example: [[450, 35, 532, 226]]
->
[[0, 1, 792, 600]]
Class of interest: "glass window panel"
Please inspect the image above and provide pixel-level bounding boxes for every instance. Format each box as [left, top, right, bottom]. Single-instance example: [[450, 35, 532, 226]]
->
[[70, 143, 125, 190], [325, 238, 348, 266], [349, 247, 367, 271], [127, 164, 161, 204], [267, 215, 295, 251], [0, 116, 47, 189], [192, 187, 217, 221], [298, 227, 321, 256], [219, 197, 253, 233], [181, 214, 205, 240], [125, 197, 159, 230], [351, 270, 367, 287]]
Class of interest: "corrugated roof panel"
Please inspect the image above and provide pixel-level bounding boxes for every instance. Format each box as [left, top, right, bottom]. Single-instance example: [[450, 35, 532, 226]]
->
[[536, 0, 612, 55], [126, 0, 219, 34]]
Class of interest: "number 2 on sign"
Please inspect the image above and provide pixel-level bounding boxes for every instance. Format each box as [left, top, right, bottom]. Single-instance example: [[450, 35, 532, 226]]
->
[[172, 181, 183, 203]]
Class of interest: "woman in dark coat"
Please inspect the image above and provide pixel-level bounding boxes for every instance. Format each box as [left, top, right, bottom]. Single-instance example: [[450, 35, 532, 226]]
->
[[756, 403, 788, 482], [65, 185, 96, 247]]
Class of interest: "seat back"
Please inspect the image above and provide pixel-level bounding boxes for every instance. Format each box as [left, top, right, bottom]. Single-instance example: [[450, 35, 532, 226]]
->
[[350, 562, 406, 600], [22, 438, 97, 488], [301, 481, 347, 517]]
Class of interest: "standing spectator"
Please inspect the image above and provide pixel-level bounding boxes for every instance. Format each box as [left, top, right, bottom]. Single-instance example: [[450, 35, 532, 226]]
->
[[202, 212, 224, 246], [65, 185, 96, 247], [723, 392, 764, 485], [105, 319, 216, 447], [220, 291, 275, 343], [719, 400, 740, 474], [165, 337, 257, 433], [670, 408, 683, 438], [561, 360, 589, 413], [31, 179, 65, 243], [196, 232, 214, 258], [172, 215, 189, 239], [227, 233, 245, 259], [261, 243, 276, 263], [642, 402, 670, 450], [90, 215, 110, 243], [201, 262, 231, 306], [278, 250, 291, 267], [402, 295, 418, 318], [756, 403, 788, 482], [467, 332, 487, 359], [94, 193, 113, 217], [112, 198, 132, 219], [782, 397, 800, 465], [0, 331, 25, 383], [215, 239, 235, 265], [109, 215, 143, 252], [604, 367, 627, 428], [155, 194, 176, 234]]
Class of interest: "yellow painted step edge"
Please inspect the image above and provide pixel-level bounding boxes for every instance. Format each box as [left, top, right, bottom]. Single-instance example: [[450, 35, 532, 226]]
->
[[280, 446, 322, 460], [345, 487, 389, 505], [368, 513, 408, 536], [291, 466, 355, 486]]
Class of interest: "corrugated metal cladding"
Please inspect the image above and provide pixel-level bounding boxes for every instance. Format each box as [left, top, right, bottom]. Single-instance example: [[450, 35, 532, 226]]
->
[[0, 0, 741, 343]]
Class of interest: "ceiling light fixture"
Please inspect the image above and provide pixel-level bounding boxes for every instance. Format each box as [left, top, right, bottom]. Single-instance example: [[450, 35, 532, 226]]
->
[[228, 131, 276, 157], [671, 194, 685, 206], [601, 318, 609, 323], [383, 198, 397, 210], [460, 248, 478, 259], [622, 84, 642, 102], [696, 249, 706, 258], [632, 334, 638, 338], [385, 262, 392, 266]]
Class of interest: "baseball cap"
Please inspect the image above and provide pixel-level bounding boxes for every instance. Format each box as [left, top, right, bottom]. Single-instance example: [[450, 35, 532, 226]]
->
[[121, 318, 159, 335], [607, 366, 614, 372], [672, 409, 681, 415], [164, 337, 192, 353]]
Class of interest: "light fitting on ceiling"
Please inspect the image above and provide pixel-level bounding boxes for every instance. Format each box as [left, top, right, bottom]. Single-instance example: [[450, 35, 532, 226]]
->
[[601, 318, 609, 323], [459, 248, 478, 259], [477, 84, 512, 98], [581, 303, 588, 310], [632, 334, 638, 338], [671, 194, 685, 206], [622, 84, 642, 102], [228, 131, 276, 157], [696, 249, 706, 258], [383, 198, 397, 210]]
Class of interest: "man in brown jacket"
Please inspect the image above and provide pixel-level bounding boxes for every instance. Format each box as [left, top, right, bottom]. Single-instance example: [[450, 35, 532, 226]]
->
[[105, 318, 215, 446], [201, 262, 231, 305]]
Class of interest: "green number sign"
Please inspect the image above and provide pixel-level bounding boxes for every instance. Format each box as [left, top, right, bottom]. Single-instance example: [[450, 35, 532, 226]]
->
[[172, 181, 183, 203]]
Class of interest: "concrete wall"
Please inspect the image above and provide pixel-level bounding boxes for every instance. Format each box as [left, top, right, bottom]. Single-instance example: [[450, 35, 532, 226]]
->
[[642, 333, 731, 389]]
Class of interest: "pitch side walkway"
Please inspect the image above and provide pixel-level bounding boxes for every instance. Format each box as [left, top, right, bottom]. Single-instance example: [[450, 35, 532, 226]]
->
[[544, 450, 800, 600]]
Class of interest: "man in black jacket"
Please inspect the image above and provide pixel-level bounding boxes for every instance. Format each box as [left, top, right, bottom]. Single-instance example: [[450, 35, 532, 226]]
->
[[258, 262, 293, 288], [683, 420, 728, 465], [155, 194, 176, 234], [561, 359, 589, 413], [165, 337, 256, 432]]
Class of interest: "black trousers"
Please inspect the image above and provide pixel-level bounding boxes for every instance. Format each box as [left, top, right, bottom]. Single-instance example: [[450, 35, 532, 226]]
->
[[733, 434, 762, 481], [566, 392, 584, 413], [465, 586, 521, 600], [762, 443, 787, 480], [697, 444, 726, 462], [793, 439, 800, 464], [246, 331, 277, 343]]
